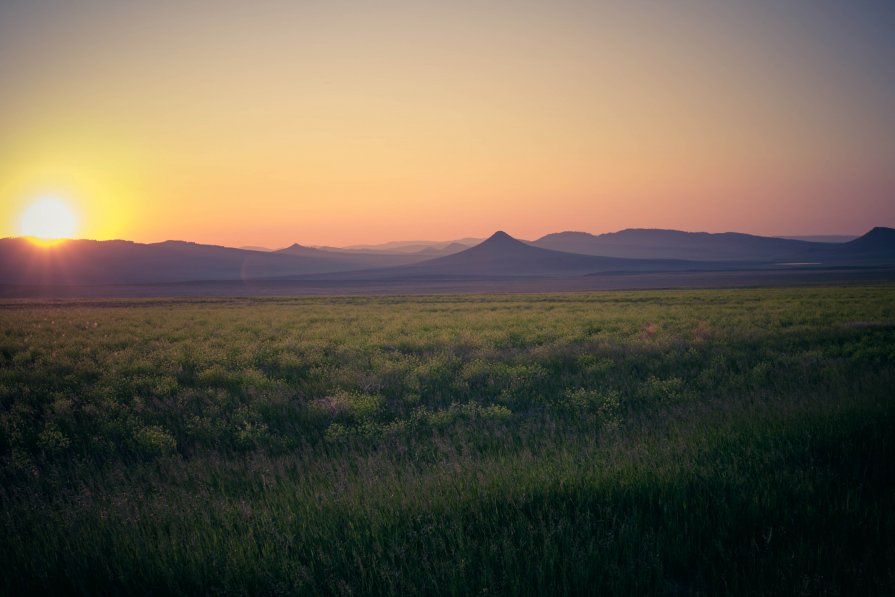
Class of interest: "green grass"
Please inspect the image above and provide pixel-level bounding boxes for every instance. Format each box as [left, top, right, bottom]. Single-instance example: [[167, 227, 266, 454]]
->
[[1, 286, 894, 594]]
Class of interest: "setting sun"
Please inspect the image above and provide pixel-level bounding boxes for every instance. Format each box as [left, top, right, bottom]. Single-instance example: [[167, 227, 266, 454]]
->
[[17, 196, 78, 242]]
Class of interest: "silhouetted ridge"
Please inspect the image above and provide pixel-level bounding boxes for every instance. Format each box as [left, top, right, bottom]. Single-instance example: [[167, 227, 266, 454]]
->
[[533, 228, 823, 260], [857, 226, 895, 244], [838, 227, 895, 256], [381, 230, 703, 277], [3, 226, 893, 288], [0, 237, 431, 285], [453, 231, 546, 256]]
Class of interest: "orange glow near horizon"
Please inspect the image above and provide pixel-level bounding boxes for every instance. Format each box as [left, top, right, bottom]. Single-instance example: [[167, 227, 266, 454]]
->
[[18, 236, 73, 249], [1, 2, 893, 247]]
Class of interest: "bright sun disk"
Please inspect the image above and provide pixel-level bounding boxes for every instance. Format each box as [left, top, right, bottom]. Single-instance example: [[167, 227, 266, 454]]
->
[[17, 197, 79, 243]]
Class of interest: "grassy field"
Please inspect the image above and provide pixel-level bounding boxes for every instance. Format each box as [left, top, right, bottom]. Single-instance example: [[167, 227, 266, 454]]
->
[[1, 286, 894, 595]]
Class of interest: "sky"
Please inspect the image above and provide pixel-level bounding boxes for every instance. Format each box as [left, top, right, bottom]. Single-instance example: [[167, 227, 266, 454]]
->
[[1, 0, 894, 247]]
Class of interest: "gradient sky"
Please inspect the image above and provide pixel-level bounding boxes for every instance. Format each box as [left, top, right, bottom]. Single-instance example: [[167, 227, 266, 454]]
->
[[1, 0, 894, 247]]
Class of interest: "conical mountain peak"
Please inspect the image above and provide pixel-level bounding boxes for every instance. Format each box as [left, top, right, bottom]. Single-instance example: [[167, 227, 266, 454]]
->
[[482, 230, 522, 245]]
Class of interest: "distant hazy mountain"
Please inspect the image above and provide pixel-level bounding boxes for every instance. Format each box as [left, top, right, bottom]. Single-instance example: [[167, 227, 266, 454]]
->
[[411, 242, 471, 257], [532, 229, 828, 261], [382, 227, 895, 278], [0, 238, 422, 286], [776, 235, 857, 243], [2, 227, 892, 288], [274, 243, 429, 267], [533, 227, 895, 263], [335, 231, 715, 278], [336, 238, 482, 253]]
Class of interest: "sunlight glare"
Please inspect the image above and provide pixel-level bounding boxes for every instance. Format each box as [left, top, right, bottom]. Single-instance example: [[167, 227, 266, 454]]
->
[[17, 197, 78, 243]]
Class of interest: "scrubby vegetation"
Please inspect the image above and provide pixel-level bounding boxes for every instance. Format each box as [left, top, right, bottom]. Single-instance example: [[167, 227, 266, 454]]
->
[[2, 286, 894, 594]]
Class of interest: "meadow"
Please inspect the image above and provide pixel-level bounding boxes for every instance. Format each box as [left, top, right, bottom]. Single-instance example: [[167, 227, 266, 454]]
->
[[1, 286, 894, 595]]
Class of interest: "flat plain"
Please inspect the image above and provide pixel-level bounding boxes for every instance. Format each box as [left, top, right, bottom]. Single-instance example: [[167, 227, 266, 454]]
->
[[2, 285, 894, 594]]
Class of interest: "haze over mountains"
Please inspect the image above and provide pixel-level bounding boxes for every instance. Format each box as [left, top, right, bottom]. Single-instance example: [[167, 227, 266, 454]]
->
[[531, 229, 863, 261], [1, 227, 894, 293], [316, 231, 706, 280], [240, 239, 480, 255], [333, 238, 481, 254]]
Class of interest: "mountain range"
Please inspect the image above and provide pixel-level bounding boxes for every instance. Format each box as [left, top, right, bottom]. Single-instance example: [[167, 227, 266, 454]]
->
[[531, 229, 859, 261], [1, 227, 893, 289]]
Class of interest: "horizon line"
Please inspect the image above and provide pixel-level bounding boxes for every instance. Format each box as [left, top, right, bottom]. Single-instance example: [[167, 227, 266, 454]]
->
[[1, 227, 875, 251]]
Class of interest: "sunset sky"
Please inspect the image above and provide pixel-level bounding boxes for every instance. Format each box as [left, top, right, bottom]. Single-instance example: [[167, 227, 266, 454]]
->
[[1, 0, 894, 247]]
